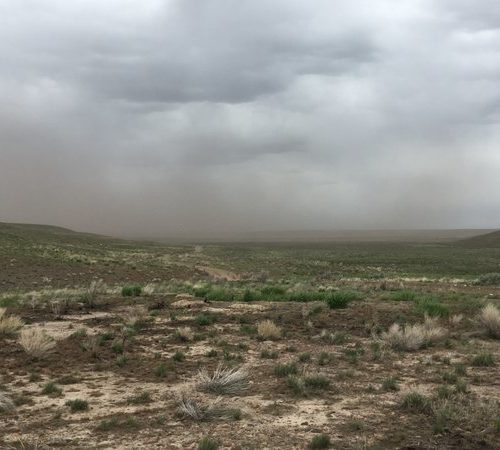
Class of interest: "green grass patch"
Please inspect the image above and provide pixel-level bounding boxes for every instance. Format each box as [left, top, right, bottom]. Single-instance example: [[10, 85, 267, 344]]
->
[[414, 296, 449, 318], [121, 285, 142, 297], [66, 399, 89, 412], [325, 291, 359, 309], [274, 362, 298, 377], [389, 290, 417, 301], [471, 352, 495, 367]]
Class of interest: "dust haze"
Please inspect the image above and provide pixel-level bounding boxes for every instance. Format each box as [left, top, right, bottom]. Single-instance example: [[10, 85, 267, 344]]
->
[[1, 0, 500, 239]]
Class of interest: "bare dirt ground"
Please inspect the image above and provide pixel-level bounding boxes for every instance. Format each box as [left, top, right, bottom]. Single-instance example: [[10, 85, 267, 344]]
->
[[1, 284, 499, 450]]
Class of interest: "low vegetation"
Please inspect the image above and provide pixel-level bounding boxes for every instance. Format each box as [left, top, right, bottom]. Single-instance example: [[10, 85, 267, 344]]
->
[[1, 224, 500, 448], [479, 304, 500, 339], [257, 320, 281, 340], [18, 328, 56, 359], [379, 317, 447, 351], [197, 365, 248, 395], [0, 308, 23, 335], [0, 392, 15, 413]]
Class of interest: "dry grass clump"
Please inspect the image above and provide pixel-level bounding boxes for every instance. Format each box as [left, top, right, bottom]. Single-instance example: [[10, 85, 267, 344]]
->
[[177, 393, 225, 421], [379, 316, 447, 351], [84, 279, 105, 308], [257, 320, 281, 340], [176, 326, 194, 342], [123, 306, 147, 328], [478, 304, 500, 338], [449, 314, 463, 326], [197, 364, 249, 395], [0, 308, 24, 335], [0, 391, 15, 413], [19, 328, 56, 359], [142, 283, 157, 296]]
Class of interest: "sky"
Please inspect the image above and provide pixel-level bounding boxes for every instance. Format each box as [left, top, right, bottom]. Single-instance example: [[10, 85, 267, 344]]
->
[[0, 0, 499, 238]]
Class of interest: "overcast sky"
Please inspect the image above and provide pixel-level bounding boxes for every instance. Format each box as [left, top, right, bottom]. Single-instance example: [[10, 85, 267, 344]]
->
[[1, 0, 499, 238]]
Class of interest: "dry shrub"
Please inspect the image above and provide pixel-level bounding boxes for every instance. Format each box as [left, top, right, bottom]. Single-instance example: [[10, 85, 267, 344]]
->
[[84, 279, 105, 308], [176, 326, 194, 342], [257, 320, 281, 340], [123, 306, 147, 328], [197, 364, 248, 395], [19, 328, 56, 359], [142, 283, 157, 296], [177, 393, 225, 421], [0, 308, 24, 335], [449, 314, 463, 326], [380, 316, 447, 351], [479, 304, 500, 339], [0, 391, 15, 413]]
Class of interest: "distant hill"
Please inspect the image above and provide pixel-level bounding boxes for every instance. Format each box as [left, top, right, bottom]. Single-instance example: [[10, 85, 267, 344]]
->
[[0, 222, 114, 245], [457, 229, 500, 248], [175, 229, 493, 244]]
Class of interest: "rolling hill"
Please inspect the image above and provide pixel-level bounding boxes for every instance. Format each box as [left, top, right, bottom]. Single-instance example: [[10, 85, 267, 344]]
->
[[457, 229, 500, 248]]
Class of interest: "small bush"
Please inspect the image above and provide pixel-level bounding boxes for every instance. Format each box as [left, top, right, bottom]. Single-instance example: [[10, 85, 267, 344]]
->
[[303, 374, 330, 390], [116, 355, 128, 367], [389, 290, 417, 301], [0, 391, 15, 413], [379, 317, 447, 351], [242, 289, 258, 302], [325, 291, 358, 309], [19, 328, 56, 359], [127, 391, 152, 405], [347, 419, 366, 431], [177, 393, 224, 421], [454, 379, 468, 394], [197, 437, 219, 450], [436, 385, 453, 400], [381, 377, 399, 392], [478, 304, 500, 339], [111, 340, 124, 354], [320, 330, 349, 345], [42, 382, 62, 397], [318, 352, 332, 366], [298, 352, 312, 363], [121, 285, 142, 297], [197, 365, 248, 395], [96, 416, 139, 431], [0, 308, 24, 335], [172, 351, 185, 362], [176, 327, 194, 342], [442, 371, 458, 384], [401, 391, 431, 413], [261, 285, 286, 297], [123, 306, 147, 329], [274, 362, 298, 377], [260, 349, 278, 359], [154, 363, 168, 378], [474, 273, 500, 285], [287, 375, 305, 396], [0, 296, 20, 308], [454, 363, 467, 376], [257, 320, 281, 340], [309, 433, 331, 449], [471, 352, 495, 367], [195, 313, 215, 326], [414, 296, 449, 318], [66, 399, 89, 412]]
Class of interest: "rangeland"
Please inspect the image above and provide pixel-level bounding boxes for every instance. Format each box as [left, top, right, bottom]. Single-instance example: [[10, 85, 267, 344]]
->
[[1, 223, 499, 449]]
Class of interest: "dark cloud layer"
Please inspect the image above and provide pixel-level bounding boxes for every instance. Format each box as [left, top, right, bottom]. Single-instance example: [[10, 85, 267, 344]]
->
[[0, 0, 499, 238]]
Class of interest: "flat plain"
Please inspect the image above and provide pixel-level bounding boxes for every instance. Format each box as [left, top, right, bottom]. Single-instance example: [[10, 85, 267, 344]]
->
[[1, 223, 500, 449]]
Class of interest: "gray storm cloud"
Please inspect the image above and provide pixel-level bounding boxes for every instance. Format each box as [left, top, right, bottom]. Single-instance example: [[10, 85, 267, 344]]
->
[[0, 0, 499, 238]]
